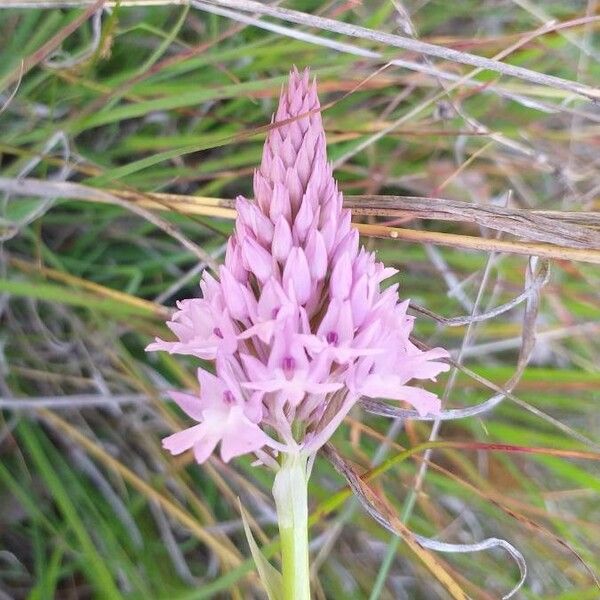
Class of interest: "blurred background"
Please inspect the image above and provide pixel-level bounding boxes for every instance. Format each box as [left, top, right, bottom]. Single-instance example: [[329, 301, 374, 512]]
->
[[0, 1, 599, 598]]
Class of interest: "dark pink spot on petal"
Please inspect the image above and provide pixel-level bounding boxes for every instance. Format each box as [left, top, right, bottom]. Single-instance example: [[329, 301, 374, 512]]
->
[[282, 356, 295, 375], [326, 331, 339, 345]]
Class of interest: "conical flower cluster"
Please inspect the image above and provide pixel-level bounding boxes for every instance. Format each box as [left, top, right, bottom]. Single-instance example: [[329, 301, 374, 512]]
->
[[148, 68, 449, 464]]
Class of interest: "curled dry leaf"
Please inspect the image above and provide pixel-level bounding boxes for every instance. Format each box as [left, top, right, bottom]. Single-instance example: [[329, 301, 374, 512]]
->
[[323, 443, 526, 600]]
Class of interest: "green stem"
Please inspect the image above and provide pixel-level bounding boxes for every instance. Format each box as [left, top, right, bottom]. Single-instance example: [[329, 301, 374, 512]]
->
[[272, 452, 311, 600]]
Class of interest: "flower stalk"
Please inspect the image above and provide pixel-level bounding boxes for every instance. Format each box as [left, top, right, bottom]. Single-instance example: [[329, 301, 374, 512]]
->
[[273, 453, 310, 600]]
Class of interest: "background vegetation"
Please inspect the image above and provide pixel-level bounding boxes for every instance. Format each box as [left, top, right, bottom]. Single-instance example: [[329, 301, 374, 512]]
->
[[0, 1, 599, 598]]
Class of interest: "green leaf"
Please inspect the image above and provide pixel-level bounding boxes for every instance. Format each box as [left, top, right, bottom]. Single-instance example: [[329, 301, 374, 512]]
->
[[238, 499, 282, 600]]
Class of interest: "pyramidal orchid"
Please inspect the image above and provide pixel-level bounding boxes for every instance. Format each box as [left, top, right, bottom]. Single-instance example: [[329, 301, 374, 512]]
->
[[148, 68, 449, 599]]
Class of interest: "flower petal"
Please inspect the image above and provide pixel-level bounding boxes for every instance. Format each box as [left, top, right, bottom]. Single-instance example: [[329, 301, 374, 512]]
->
[[219, 407, 271, 462], [283, 247, 312, 305], [168, 390, 205, 421], [330, 253, 352, 299], [272, 216, 293, 262], [193, 436, 220, 464], [162, 424, 206, 455], [241, 237, 274, 284], [359, 374, 441, 416]]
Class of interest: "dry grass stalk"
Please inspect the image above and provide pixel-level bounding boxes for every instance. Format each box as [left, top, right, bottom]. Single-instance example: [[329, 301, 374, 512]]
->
[[2, 176, 599, 264]]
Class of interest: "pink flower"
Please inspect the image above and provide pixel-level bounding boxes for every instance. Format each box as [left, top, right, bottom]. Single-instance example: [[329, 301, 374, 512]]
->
[[162, 361, 273, 463], [148, 67, 449, 463], [147, 297, 237, 359]]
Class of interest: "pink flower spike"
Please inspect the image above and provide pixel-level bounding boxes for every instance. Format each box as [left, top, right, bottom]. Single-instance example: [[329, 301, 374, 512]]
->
[[148, 67, 449, 466]]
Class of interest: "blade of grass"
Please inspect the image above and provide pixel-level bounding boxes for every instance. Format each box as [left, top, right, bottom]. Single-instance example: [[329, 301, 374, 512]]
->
[[17, 421, 123, 599]]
